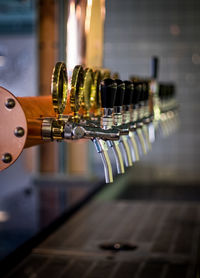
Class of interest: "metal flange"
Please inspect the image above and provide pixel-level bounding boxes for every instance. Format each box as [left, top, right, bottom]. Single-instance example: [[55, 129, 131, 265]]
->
[[0, 87, 27, 171]]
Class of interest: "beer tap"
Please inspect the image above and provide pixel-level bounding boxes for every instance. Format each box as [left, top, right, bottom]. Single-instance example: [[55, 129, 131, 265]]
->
[[150, 57, 160, 139], [107, 79, 125, 174], [128, 81, 141, 162], [168, 84, 178, 133], [94, 78, 118, 183], [120, 81, 133, 167], [133, 82, 147, 155], [158, 83, 177, 137], [141, 81, 152, 151], [158, 84, 167, 136], [136, 81, 151, 153]]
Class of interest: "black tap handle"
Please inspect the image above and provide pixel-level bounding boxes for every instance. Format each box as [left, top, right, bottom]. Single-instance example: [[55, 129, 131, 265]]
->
[[151, 56, 159, 79], [158, 83, 166, 100], [114, 79, 125, 107], [159, 83, 175, 101], [100, 78, 117, 108], [132, 81, 142, 105], [123, 81, 133, 105], [143, 81, 149, 102], [170, 84, 175, 98]]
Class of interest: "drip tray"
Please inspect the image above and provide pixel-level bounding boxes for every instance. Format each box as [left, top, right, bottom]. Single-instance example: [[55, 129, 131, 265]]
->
[[5, 200, 200, 278]]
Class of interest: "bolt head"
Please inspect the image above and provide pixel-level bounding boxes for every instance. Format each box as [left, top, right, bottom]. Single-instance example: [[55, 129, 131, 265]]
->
[[14, 127, 25, 137], [2, 153, 12, 164], [5, 98, 15, 109], [73, 126, 85, 139]]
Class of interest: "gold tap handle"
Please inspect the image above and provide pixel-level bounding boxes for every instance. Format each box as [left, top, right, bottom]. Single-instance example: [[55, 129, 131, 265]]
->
[[81, 68, 94, 118], [51, 62, 68, 115], [90, 70, 102, 113], [70, 65, 84, 120]]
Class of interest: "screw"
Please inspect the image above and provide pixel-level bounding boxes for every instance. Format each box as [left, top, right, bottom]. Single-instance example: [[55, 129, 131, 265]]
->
[[5, 98, 15, 109], [14, 127, 24, 137], [2, 153, 12, 164], [73, 126, 85, 139]]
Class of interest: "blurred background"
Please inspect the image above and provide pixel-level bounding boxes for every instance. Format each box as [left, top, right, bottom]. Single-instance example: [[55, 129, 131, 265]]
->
[[0, 0, 200, 270], [104, 0, 200, 186]]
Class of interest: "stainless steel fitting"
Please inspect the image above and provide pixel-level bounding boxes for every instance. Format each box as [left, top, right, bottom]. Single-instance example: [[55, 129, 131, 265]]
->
[[42, 118, 64, 141], [101, 108, 114, 130]]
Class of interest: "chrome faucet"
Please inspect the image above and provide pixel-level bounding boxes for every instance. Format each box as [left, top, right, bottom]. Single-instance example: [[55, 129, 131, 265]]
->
[[130, 81, 147, 156], [107, 79, 125, 174], [119, 81, 133, 167], [95, 78, 118, 183], [141, 81, 152, 151]]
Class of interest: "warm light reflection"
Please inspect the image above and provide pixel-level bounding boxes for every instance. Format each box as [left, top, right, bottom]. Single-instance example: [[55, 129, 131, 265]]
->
[[170, 24, 180, 36], [101, 0, 106, 22], [85, 0, 93, 34], [0, 211, 9, 222], [67, 1, 78, 71], [76, 4, 81, 20]]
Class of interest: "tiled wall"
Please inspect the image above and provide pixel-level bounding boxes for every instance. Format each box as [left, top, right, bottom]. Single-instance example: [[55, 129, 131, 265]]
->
[[104, 0, 200, 185]]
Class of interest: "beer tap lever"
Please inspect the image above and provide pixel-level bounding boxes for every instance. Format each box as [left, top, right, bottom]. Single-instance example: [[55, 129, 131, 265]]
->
[[92, 78, 117, 183], [141, 82, 152, 151], [120, 81, 133, 167], [110, 79, 125, 174], [135, 82, 147, 155], [128, 82, 140, 162]]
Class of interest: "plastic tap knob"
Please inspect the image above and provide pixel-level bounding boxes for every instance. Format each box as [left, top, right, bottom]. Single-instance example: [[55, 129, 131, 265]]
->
[[159, 83, 166, 100], [123, 81, 134, 105], [138, 81, 148, 103], [114, 79, 125, 107], [151, 56, 159, 79], [142, 81, 149, 102], [100, 78, 117, 108], [132, 81, 142, 106]]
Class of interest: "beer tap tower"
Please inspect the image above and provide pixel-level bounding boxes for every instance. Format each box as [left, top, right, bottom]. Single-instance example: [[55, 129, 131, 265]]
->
[[0, 61, 178, 183]]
